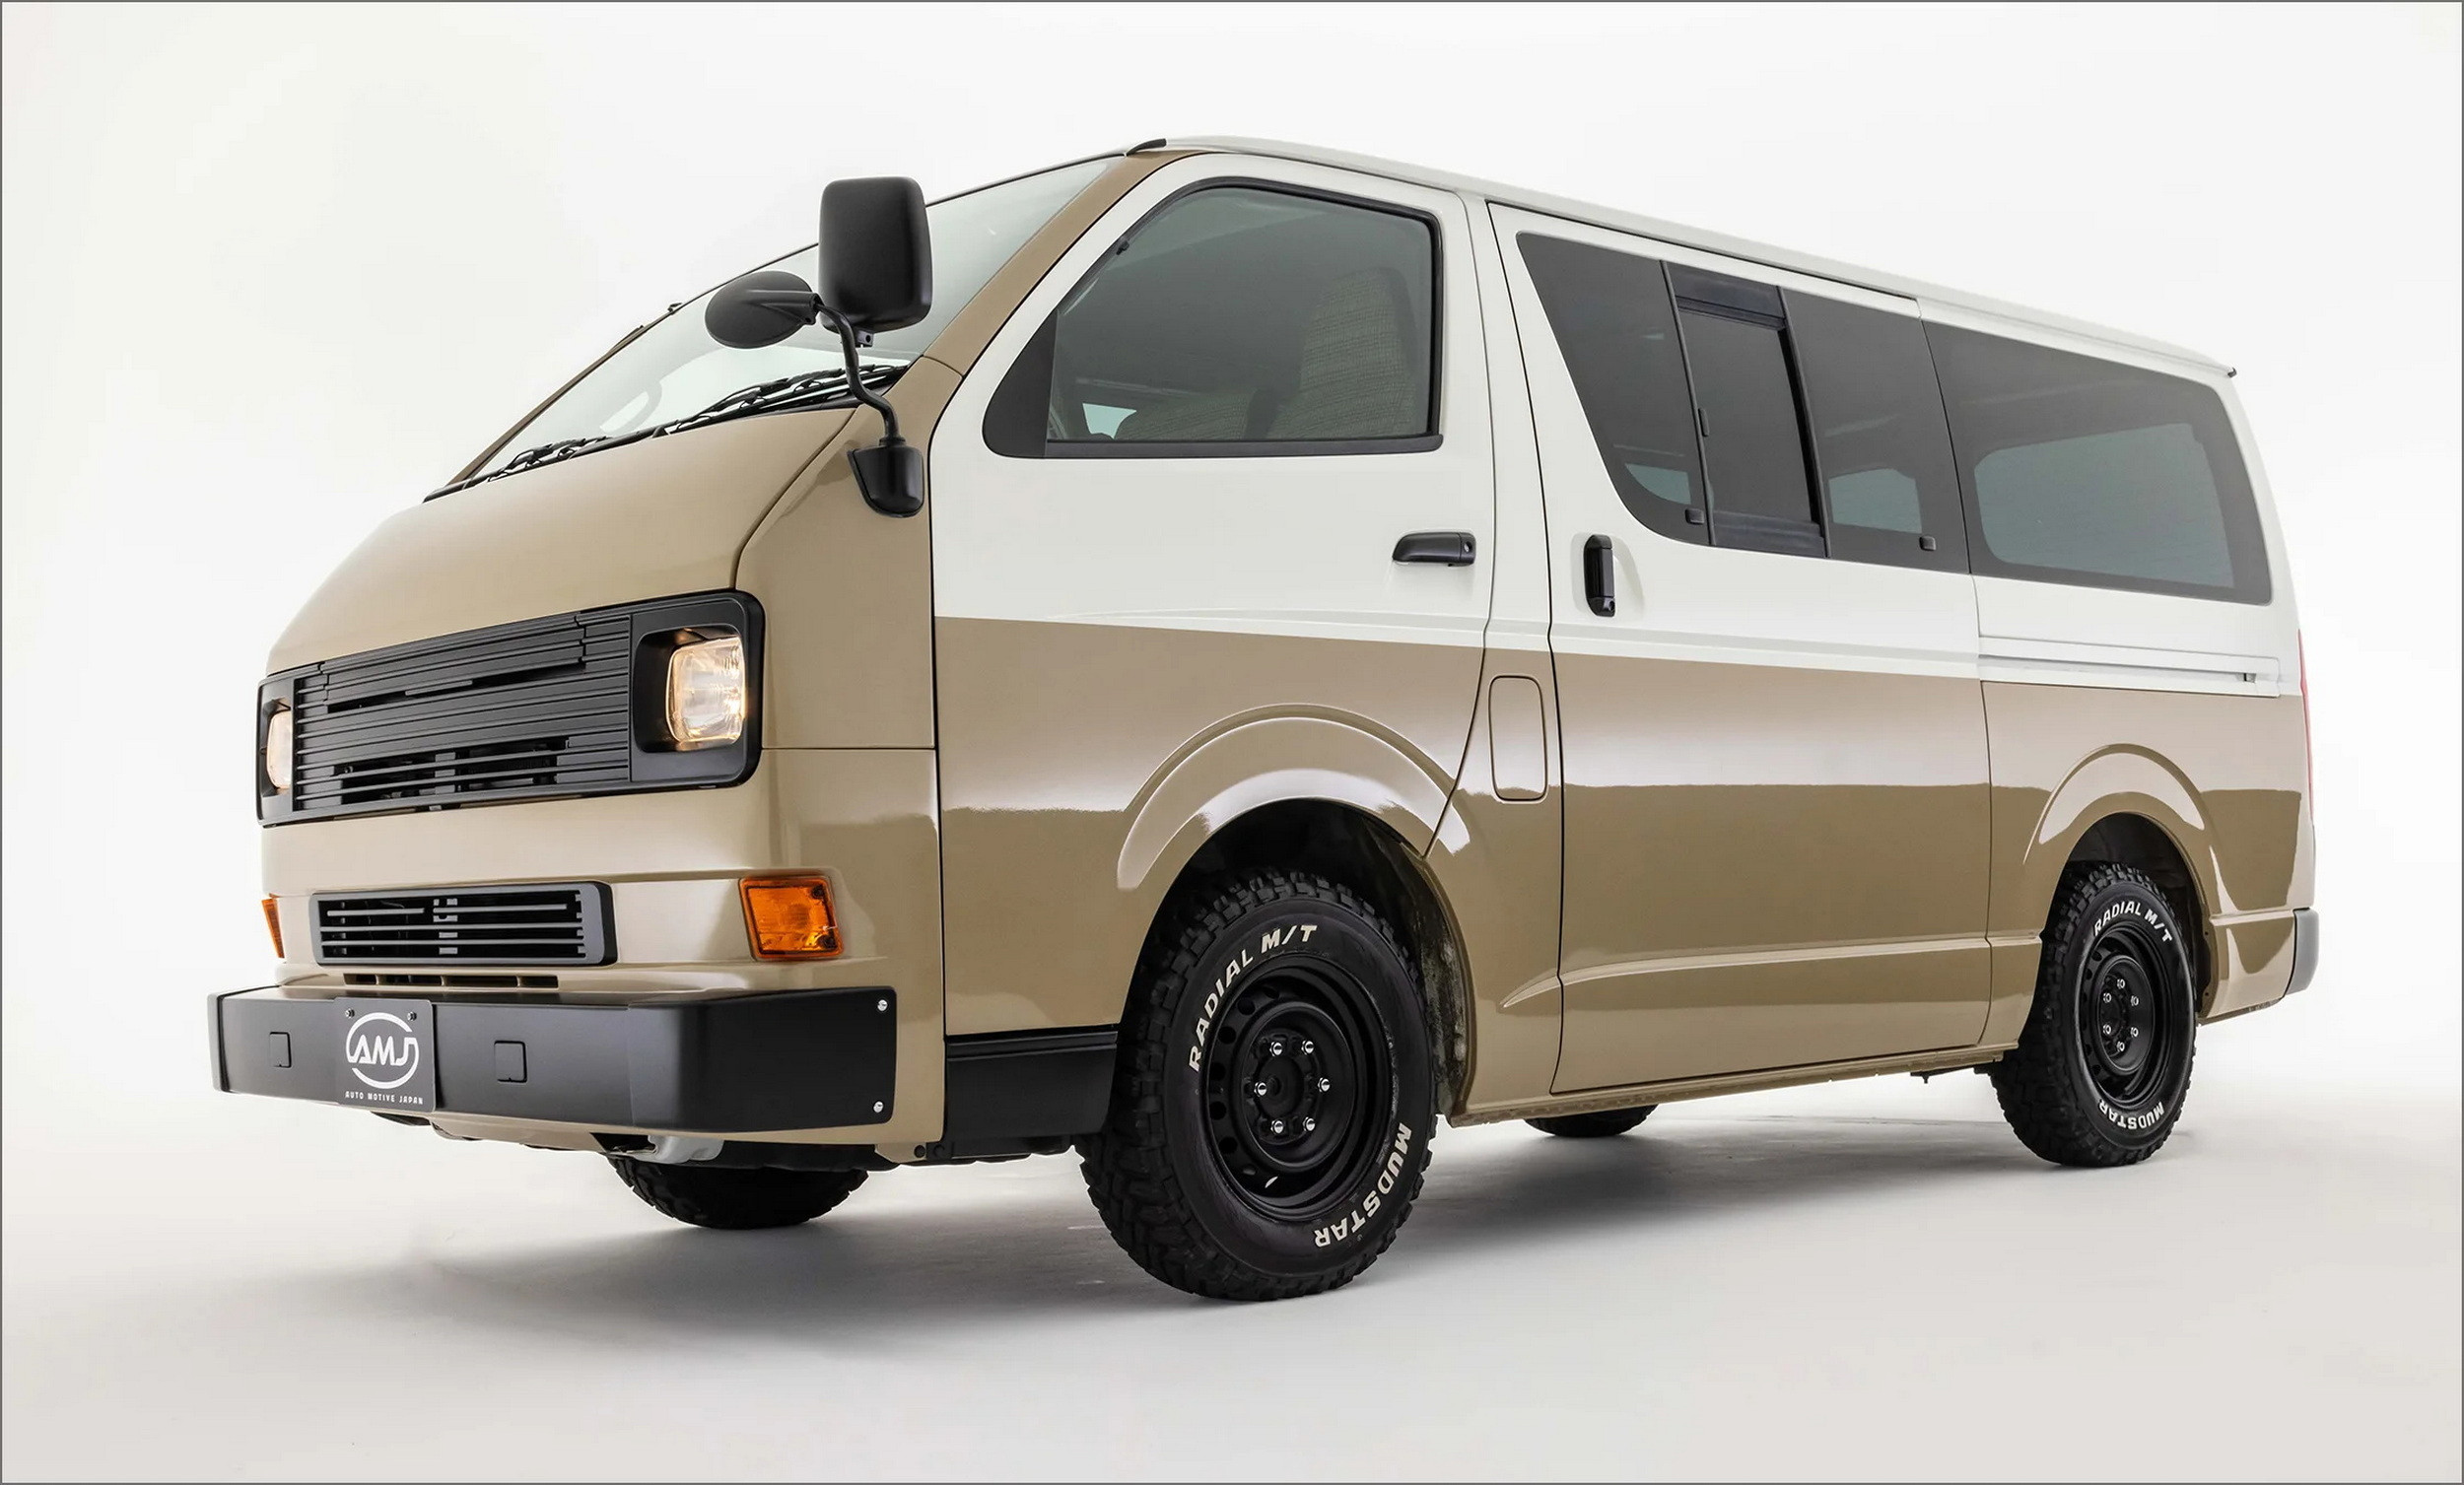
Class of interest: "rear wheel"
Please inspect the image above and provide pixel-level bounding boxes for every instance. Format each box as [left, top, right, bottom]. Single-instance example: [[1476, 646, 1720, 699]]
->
[[1528, 1105, 1655, 1138], [1990, 863, 2197, 1167], [1080, 870, 1437, 1301], [610, 1158, 866, 1230]]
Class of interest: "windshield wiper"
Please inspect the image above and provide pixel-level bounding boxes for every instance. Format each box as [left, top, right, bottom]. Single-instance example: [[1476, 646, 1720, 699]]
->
[[496, 437, 596, 474], [426, 362, 906, 501], [687, 363, 901, 422]]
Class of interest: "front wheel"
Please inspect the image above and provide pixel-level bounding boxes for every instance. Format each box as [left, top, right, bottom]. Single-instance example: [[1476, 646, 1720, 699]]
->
[[1080, 870, 1437, 1301], [610, 1158, 866, 1229], [1528, 1105, 1655, 1138], [1990, 863, 2197, 1167]]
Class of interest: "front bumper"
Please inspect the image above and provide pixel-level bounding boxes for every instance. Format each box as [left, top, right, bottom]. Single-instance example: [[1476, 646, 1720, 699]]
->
[[210, 986, 897, 1132]]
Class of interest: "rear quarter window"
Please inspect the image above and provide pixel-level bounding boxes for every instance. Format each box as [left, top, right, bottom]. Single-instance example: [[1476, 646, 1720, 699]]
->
[[1927, 324, 2269, 603]]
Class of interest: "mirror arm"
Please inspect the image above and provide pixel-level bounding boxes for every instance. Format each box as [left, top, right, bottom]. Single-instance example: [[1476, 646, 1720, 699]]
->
[[818, 306, 902, 446], [818, 305, 924, 518]]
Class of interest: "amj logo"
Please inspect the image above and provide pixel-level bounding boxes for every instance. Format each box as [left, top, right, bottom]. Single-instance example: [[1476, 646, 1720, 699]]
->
[[344, 1011, 422, 1090]]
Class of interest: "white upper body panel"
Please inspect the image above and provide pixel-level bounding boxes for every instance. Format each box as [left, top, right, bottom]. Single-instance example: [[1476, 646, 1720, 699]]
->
[[932, 154, 1495, 650], [1146, 141, 2293, 697], [1489, 203, 1983, 683]]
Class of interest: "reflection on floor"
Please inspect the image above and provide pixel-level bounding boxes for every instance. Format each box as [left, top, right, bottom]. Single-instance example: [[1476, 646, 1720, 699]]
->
[[4, 1070, 2456, 1480]]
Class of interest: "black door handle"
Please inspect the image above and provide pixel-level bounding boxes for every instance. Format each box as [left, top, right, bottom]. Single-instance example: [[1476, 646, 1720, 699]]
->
[[1393, 530, 1476, 567], [1583, 535, 1616, 616]]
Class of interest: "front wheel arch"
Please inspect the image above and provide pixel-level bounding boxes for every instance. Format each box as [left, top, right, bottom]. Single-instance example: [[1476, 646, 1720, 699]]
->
[[1150, 798, 1472, 1116]]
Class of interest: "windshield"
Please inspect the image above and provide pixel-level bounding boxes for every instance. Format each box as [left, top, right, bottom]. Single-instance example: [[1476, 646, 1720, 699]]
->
[[470, 157, 1112, 478]]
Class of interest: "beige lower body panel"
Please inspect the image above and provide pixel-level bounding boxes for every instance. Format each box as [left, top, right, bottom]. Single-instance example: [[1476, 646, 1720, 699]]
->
[[258, 747, 948, 1146], [2204, 908, 2298, 1018], [1552, 651, 1996, 1092], [1460, 1043, 2012, 1127], [1554, 939, 1994, 1094], [1430, 645, 1572, 1114], [1982, 682, 2311, 1024], [933, 615, 1483, 1038]]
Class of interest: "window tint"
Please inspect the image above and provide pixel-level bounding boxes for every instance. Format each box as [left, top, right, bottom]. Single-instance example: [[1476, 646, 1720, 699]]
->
[[1677, 306, 1819, 551], [1784, 291, 1967, 571], [1515, 234, 1707, 543], [1928, 325, 2269, 602], [988, 186, 1437, 455]]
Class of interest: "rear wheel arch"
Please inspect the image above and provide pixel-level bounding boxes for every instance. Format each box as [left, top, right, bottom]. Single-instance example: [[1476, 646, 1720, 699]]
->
[[2064, 811, 2217, 1009], [2024, 748, 2225, 1010]]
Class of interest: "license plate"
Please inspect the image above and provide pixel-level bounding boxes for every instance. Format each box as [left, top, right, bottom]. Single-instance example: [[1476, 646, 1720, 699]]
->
[[334, 998, 437, 1114]]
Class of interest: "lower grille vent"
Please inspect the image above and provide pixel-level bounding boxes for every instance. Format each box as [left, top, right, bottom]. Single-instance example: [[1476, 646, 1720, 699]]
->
[[312, 883, 613, 967]]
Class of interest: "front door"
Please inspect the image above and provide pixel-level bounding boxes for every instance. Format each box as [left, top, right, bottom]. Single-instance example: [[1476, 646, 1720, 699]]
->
[[1492, 206, 1992, 1091], [927, 158, 1496, 1038]]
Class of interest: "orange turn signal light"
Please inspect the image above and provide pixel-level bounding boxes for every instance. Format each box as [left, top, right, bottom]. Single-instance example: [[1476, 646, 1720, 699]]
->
[[740, 875, 843, 960], [261, 897, 285, 959]]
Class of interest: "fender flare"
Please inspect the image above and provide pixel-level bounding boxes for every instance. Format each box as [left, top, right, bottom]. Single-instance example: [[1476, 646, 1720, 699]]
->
[[1115, 713, 1456, 900], [2021, 745, 2223, 931]]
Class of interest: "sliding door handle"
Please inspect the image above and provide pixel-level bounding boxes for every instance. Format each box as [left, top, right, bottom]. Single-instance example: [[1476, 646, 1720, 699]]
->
[[1583, 535, 1616, 616], [1393, 530, 1476, 567]]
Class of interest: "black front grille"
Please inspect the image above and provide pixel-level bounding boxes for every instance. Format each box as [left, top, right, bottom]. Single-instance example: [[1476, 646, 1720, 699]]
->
[[260, 591, 760, 824], [290, 612, 633, 817], [313, 883, 614, 966]]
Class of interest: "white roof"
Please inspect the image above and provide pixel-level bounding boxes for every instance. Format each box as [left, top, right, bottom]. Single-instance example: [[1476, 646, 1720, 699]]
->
[[1165, 136, 2226, 374]]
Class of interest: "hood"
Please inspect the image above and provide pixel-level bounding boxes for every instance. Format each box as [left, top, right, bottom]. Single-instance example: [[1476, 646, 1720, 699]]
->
[[269, 408, 853, 672]]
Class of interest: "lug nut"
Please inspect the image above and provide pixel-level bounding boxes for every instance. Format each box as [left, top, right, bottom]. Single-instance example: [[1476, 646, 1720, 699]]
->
[[1252, 1080, 1269, 1097], [2101, 1024, 2113, 1036], [1317, 1077, 1332, 1092], [1302, 1117, 1317, 1132], [1300, 1040, 1315, 1055], [1269, 1119, 1286, 1135]]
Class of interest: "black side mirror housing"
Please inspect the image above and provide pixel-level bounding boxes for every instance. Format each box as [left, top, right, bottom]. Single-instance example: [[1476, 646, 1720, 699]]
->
[[820, 176, 932, 334], [689, 175, 934, 518], [704, 269, 823, 350]]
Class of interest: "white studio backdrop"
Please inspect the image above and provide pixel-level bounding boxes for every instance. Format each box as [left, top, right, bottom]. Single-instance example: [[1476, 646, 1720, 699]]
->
[[3, 7, 2457, 1480], [6, 2, 2455, 1107]]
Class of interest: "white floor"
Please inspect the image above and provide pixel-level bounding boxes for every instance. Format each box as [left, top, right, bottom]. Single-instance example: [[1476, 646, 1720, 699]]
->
[[4, 1053, 2455, 1481]]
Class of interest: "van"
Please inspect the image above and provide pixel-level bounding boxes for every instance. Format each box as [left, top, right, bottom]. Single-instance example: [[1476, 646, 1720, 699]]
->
[[212, 138, 2318, 1300]]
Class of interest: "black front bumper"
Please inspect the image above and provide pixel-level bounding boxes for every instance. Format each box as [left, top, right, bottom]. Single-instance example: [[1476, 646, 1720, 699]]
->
[[211, 986, 897, 1131]]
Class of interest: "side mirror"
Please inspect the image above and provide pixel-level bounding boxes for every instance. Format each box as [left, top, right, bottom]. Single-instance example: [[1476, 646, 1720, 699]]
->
[[689, 176, 933, 519], [820, 176, 931, 334], [704, 269, 823, 350]]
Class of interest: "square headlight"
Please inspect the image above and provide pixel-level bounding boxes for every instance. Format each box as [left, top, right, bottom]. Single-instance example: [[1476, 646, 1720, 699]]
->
[[262, 701, 296, 794], [664, 634, 746, 750]]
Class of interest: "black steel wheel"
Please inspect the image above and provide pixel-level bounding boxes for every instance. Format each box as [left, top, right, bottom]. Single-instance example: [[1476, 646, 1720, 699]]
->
[[1081, 869, 1437, 1301], [1200, 957, 1392, 1220], [2077, 913, 2192, 1114], [1991, 862, 2198, 1166]]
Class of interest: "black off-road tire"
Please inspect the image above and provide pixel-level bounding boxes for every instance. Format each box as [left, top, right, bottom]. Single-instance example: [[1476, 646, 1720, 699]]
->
[[1080, 870, 1438, 1302], [1990, 863, 2198, 1167], [1528, 1106, 1656, 1138], [610, 1158, 866, 1230]]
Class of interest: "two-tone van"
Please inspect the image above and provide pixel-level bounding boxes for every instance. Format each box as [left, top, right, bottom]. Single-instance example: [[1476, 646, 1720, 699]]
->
[[213, 138, 2318, 1300]]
